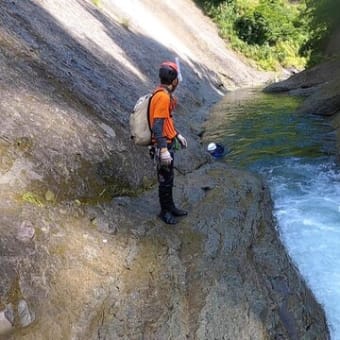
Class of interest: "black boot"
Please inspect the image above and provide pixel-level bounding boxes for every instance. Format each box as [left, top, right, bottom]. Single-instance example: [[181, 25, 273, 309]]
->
[[159, 210, 177, 224], [170, 205, 188, 217], [169, 187, 188, 217], [159, 187, 177, 225]]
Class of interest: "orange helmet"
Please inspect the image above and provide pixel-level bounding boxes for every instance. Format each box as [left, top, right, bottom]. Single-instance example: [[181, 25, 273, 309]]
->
[[159, 61, 178, 84]]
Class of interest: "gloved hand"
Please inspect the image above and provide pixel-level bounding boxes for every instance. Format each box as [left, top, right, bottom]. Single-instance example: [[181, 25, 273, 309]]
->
[[160, 149, 173, 166], [177, 134, 187, 148]]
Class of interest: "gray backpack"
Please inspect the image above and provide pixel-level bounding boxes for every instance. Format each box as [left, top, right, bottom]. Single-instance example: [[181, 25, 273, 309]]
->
[[130, 89, 163, 146]]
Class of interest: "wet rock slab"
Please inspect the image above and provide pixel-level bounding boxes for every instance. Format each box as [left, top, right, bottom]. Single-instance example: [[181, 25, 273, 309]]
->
[[0, 163, 329, 339]]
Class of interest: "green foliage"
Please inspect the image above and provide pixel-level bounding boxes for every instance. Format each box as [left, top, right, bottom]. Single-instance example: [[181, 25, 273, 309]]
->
[[194, 0, 309, 70], [302, 0, 340, 66], [22, 192, 44, 207], [121, 17, 130, 30], [92, 0, 101, 7], [234, 11, 270, 46]]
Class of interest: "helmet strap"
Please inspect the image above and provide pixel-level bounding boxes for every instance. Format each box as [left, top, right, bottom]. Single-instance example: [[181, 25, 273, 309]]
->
[[170, 78, 178, 92]]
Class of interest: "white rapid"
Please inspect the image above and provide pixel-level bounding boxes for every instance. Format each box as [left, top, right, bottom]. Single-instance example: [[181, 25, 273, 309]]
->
[[260, 157, 340, 339]]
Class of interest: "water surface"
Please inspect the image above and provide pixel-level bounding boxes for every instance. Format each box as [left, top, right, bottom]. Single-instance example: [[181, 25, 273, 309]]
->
[[203, 88, 340, 339]]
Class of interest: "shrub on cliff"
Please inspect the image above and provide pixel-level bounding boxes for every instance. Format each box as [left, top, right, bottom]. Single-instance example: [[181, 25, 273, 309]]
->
[[300, 0, 340, 66], [194, 0, 308, 71]]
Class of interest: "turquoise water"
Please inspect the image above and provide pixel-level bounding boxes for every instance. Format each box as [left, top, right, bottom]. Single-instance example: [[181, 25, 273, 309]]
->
[[203, 88, 340, 339]]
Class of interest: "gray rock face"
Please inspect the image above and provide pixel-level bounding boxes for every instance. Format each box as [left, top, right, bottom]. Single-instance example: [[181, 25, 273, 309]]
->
[[265, 58, 340, 160], [264, 30, 340, 162], [0, 0, 329, 339]]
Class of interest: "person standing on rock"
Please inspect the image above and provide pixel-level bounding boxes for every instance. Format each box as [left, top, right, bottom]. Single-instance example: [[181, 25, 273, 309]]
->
[[149, 61, 188, 225]]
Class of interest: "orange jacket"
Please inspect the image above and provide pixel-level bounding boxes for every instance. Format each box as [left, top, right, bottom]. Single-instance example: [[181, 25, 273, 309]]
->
[[149, 87, 177, 143]]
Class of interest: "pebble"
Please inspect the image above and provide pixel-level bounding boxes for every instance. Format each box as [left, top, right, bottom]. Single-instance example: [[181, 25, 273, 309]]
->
[[0, 310, 13, 335], [16, 221, 35, 242], [18, 299, 35, 327]]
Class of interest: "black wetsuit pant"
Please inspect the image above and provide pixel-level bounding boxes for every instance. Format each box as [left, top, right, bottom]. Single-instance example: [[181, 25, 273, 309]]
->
[[157, 150, 174, 188], [157, 150, 175, 212]]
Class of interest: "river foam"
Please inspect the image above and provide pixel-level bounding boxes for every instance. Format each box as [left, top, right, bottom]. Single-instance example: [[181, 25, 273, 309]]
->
[[263, 158, 340, 339]]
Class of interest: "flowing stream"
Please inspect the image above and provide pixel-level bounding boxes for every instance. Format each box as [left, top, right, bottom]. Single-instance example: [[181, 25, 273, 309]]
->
[[203, 88, 340, 339]]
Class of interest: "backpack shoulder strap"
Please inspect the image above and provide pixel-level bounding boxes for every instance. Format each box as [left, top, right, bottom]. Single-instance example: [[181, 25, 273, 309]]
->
[[147, 88, 169, 130]]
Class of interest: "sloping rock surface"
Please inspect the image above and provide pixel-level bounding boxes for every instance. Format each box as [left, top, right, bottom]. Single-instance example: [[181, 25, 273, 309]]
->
[[0, 0, 329, 339], [0, 164, 329, 339]]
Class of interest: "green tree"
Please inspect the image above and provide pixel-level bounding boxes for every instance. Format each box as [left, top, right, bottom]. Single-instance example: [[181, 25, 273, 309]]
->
[[194, 0, 308, 70], [302, 0, 340, 65], [234, 12, 270, 45]]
